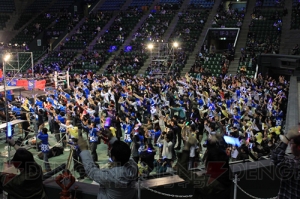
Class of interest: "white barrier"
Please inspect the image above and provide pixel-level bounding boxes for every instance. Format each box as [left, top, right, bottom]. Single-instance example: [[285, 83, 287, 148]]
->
[[54, 71, 69, 89]]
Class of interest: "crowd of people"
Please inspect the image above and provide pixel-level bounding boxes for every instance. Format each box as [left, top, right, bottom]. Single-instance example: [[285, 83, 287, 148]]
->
[[2, 69, 289, 175]]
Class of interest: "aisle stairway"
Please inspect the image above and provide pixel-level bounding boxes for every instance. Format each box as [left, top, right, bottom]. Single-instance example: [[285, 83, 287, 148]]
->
[[97, 0, 160, 75], [0, 0, 35, 42], [180, 0, 221, 76], [4, 0, 58, 45], [88, 0, 107, 14], [280, 0, 298, 54], [162, 0, 191, 42], [121, 0, 134, 11], [227, 0, 256, 75]]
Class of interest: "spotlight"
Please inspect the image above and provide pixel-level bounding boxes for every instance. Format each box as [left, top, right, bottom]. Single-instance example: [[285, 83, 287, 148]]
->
[[148, 43, 154, 50], [3, 54, 11, 62], [173, 42, 179, 48]]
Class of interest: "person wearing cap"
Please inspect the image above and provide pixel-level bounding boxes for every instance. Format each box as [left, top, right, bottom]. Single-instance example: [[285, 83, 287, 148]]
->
[[272, 126, 300, 199], [0, 139, 46, 199]]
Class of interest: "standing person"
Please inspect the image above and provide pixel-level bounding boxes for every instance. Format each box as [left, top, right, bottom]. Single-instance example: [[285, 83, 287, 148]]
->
[[123, 117, 133, 145], [74, 109, 83, 137], [77, 132, 138, 199], [271, 126, 300, 199], [37, 124, 51, 172], [114, 114, 122, 141], [57, 111, 67, 148], [86, 122, 99, 162], [20, 112, 30, 139], [131, 124, 143, 163], [157, 132, 173, 170], [176, 135, 232, 199], [0, 139, 46, 199]]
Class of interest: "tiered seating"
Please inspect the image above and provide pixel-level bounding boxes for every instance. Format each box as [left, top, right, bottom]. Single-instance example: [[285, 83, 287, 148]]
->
[[212, 3, 246, 28], [129, 0, 153, 10], [94, 11, 143, 52], [105, 51, 149, 75], [14, 0, 53, 30], [72, 50, 114, 74], [158, 0, 182, 9], [169, 10, 208, 52], [42, 51, 76, 65], [48, 0, 75, 12], [99, 0, 126, 11], [14, 14, 34, 30], [291, 1, 300, 29], [131, 9, 176, 52], [11, 13, 55, 45], [246, 9, 284, 53], [47, 13, 82, 39], [238, 9, 284, 77], [237, 56, 256, 77], [189, 0, 214, 9], [260, 0, 284, 7], [64, 12, 112, 49], [189, 53, 228, 77], [25, 0, 51, 14], [0, 0, 15, 13], [0, 15, 10, 30]]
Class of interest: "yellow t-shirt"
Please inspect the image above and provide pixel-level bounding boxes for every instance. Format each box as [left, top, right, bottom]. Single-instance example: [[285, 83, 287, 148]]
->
[[68, 126, 78, 138], [109, 127, 116, 137]]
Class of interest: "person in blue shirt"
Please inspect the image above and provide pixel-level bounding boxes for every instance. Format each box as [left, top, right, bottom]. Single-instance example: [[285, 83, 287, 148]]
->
[[35, 98, 44, 110], [91, 113, 101, 128], [123, 117, 133, 145], [37, 124, 51, 172], [151, 124, 161, 144], [57, 111, 67, 148], [86, 122, 99, 162]]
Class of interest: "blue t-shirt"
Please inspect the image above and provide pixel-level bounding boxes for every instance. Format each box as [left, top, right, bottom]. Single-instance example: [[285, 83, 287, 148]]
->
[[89, 128, 98, 142], [37, 132, 49, 153]]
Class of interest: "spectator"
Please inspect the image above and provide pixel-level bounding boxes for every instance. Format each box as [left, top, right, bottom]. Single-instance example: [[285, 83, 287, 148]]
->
[[78, 134, 138, 199], [272, 126, 300, 199], [0, 139, 46, 199]]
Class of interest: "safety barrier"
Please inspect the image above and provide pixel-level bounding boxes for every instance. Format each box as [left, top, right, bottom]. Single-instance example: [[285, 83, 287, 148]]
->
[[54, 71, 69, 89]]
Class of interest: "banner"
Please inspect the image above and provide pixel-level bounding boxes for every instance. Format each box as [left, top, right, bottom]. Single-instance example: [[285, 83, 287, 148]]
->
[[16, 80, 29, 90], [35, 80, 46, 90], [10, 79, 17, 86]]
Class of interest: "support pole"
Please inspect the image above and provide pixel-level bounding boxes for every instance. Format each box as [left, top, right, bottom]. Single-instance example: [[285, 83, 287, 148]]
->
[[66, 71, 70, 89], [54, 71, 58, 89], [138, 177, 141, 199], [3, 60, 10, 162], [233, 174, 238, 199], [31, 52, 34, 79], [66, 149, 74, 170]]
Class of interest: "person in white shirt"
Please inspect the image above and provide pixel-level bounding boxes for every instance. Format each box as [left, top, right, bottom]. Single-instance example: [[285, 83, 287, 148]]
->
[[101, 89, 110, 103], [157, 132, 173, 169]]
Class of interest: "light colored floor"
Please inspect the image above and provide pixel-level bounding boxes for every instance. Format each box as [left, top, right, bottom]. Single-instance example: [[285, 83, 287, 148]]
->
[[0, 124, 208, 187]]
